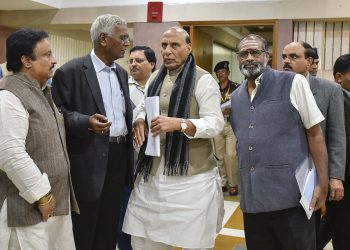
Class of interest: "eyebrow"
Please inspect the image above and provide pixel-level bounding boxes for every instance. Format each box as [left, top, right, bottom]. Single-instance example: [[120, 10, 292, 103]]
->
[[283, 53, 300, 57]]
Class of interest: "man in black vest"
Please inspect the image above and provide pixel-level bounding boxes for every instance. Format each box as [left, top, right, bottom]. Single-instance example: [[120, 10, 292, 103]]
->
[[52, 14, 134, 250], [231, 34, 328, 250]]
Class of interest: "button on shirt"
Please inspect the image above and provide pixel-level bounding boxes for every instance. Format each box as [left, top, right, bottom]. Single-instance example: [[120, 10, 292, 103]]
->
[[91, 50, 127, 136], [128, 76, 146, 123]]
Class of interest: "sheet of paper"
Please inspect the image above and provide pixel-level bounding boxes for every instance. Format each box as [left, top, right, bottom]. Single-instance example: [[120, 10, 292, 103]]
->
[[295, 155, 318, 220], [145, 96, 160, 157], [220, 100, 231, 110]]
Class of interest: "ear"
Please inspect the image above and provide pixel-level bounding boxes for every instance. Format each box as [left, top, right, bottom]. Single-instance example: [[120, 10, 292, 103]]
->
[[186, 43, 192, 54], [306, 57, 313, 67], [150, 62, 155, 69], [334, 72, 343, 84], [99, 33, 108, 47], [21, 55, 32, 69]]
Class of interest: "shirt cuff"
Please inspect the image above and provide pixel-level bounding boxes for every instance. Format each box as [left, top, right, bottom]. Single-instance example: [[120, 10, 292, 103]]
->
[[136, 112, 146, 121], [19, 173, 51, 204], [187, 119, 203, 139]]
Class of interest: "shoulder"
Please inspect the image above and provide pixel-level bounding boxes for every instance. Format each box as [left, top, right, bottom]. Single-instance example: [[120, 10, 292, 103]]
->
[[57, 54, 89, 73], [116, 63, 128, 75], [314, 76, 340, 89], [195, 65, 209, 76]]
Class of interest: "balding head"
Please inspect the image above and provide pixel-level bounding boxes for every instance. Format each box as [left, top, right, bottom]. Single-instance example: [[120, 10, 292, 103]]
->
[[282, 42, 313, 76], [161, 26, 192, 71]]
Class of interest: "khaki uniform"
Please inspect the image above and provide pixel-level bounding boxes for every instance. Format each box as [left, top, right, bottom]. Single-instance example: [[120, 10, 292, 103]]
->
[[213, 80, 239, 189]]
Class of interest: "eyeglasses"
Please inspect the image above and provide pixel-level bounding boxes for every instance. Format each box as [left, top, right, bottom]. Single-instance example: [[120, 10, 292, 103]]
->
[[129, 58, 146, 64], [237, 49, 267, 59]]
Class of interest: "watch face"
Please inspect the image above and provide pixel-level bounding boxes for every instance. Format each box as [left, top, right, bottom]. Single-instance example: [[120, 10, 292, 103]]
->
[[181, 121, 187, 131]]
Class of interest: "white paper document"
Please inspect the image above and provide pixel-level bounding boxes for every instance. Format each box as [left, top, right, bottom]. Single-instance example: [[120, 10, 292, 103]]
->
[[295, 155, 318, 219], [220, 100, 231, 110], [145, 96, 160, 157]]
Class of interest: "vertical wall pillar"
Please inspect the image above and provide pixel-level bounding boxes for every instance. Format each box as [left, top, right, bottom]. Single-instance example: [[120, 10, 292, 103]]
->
[[274, 19, 293, 70], [133, 22, 179, 70], [0, 26, 16, 63]]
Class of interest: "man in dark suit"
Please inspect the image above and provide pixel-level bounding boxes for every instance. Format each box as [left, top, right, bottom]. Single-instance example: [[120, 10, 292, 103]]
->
[[328, 54, 350, 250], [52, 14, 133, 250], [282, 41, 346, 250]]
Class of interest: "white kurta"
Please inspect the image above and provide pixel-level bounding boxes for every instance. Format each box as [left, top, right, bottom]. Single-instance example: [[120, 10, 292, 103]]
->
[[0, 90, 75, 250], [123, 72, 225, 249]]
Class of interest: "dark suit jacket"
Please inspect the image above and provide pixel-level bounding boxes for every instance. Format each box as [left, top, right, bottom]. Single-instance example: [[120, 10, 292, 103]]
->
[[51, 54, 133, 201], [343, 91, 350, 181], [309, 75, 346, 180]]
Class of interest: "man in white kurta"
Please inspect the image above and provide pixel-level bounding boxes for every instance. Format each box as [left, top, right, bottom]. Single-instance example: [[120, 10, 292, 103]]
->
[[123, 27, 224, 250], [0, 28, 76, 250]]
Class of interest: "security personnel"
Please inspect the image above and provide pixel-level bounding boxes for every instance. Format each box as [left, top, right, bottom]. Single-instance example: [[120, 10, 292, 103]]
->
[[213, 61, 240, 195]]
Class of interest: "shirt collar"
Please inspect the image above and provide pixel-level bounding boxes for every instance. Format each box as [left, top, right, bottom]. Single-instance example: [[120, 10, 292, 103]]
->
[[343, 87, 350, 98], [254, 73, 263, 88], [128, 76, 142, 86], [90, 49, 117, 73]]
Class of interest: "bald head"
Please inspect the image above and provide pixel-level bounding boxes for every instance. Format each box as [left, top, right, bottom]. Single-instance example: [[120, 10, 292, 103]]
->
[[282, 42, 313, 76], [163, 27, 191, 44], [161, 26, 192, 71]]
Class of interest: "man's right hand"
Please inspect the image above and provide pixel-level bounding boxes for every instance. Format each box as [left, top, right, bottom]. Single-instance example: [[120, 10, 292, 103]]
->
[[89, 114, 112, 134], [310, 182, 328, 211], [134, 118, 148, 148]]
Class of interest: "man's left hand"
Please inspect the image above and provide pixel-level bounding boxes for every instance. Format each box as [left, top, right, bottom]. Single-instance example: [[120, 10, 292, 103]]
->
[[329, 178, 344, 201], [150, 116, 181, 136], [222, 108, 231, 117]]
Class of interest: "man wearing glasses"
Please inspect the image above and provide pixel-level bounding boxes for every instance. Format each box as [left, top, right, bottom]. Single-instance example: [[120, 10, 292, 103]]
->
[[230, 34, 328, 250], [128, 46, 156, 122], [52, 14, 134, 250]]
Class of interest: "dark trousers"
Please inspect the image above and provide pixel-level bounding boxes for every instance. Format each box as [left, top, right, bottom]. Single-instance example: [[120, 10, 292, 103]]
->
[[243, 206, 316, 250], [72, 143, 128, 250], [319, 181, 350, 250]]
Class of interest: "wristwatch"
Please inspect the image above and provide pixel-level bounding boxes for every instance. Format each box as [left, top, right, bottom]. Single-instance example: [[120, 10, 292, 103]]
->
[[180, 119, 187, 133]]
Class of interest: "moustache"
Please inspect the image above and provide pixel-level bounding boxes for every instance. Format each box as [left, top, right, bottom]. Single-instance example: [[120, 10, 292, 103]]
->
[[50, 65, 55, 71], [283, 64, 293, 70], [242, 62, 259, 67]]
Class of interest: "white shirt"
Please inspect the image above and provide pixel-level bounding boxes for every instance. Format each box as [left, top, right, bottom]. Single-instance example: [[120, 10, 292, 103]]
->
[[0, 90, 50, 203], [123, 71, 225, 248], [128, 76, 146, 123], [0, 90, 74, 249], [137, 73, 225, 139], [91, 50, 127, 136], [250, 73, 324, 129]]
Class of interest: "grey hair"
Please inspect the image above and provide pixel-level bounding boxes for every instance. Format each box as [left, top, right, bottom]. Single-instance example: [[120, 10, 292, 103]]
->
[[90, 14, 127, 47], [237, 34, 269, 52]]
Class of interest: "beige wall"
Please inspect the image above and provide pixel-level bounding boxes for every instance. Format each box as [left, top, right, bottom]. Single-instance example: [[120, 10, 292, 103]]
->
[[1, 0, 350, 26], [133, 22, 179, 71], [0, 26, 16, 63]]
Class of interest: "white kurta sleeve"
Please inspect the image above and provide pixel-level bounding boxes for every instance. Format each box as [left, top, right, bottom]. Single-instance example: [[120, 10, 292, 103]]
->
[[188, 74, 225, 139], [290, 74, 325, 129], [0, 90, 51, 204]]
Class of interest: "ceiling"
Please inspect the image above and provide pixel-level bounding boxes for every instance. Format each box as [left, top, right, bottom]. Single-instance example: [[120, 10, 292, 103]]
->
[[0, 0, 280, 10]]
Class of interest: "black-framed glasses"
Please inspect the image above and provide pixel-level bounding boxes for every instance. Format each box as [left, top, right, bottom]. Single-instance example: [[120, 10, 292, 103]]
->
[[237, 49, 267, 59]]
